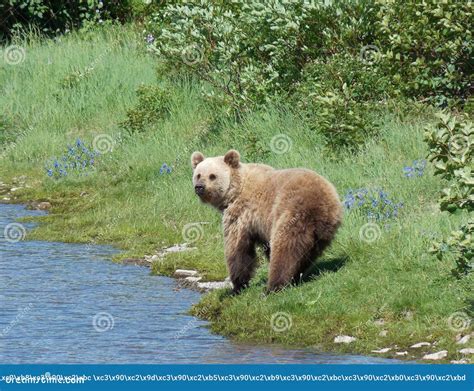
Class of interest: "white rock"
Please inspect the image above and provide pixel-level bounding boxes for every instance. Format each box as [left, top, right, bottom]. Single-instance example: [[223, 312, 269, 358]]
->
[[379, 330, 388, 337], [404, 311, 413, 320], [410, 342, 431, 348], [10, 187, 20, 192], [459, 348, 474, 355], [150, 254, 160, 261], [422, 350, 448, 360], [371, 348, 391, 353], [197, 280, 233, 292], [334, 335, 356, 344], [456, 335, 471, 345], [450, 359, 469, 364], [374, 319, 385, 326], [165, 243, 196, 253], [174, 269, 199, 278], [396, 351, 408, 356]]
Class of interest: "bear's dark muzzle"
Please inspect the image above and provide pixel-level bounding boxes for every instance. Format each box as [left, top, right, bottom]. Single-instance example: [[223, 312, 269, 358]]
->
[[194, 185, 205, 196]]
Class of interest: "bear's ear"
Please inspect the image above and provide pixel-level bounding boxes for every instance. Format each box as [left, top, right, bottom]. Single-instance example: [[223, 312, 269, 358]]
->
[[224, 149, 240, 168], [191, 151, 205, 169]]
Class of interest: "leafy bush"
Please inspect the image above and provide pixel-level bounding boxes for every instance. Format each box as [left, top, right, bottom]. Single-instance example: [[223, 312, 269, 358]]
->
[[147, 0, 472, 109], [0, 0, 134, 41], [375, 0, 473, 107], [424, 112, 473, 212], [425, 112, 473, 277], [120, 84, 172, 133], [295, 54, 392, 150], [430, 220, 473, 278], [146, 1, 379, 112]]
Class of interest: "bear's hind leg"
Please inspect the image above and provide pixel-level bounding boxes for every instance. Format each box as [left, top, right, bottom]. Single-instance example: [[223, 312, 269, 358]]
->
[[267, 229, 316, 292]]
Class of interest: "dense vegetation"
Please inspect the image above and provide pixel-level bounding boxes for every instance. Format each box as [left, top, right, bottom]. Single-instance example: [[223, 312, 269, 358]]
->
[[0, 0, 472, 362]]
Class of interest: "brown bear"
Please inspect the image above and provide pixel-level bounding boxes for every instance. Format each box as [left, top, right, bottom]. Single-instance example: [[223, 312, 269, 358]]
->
[[191, 149, 342, 293]]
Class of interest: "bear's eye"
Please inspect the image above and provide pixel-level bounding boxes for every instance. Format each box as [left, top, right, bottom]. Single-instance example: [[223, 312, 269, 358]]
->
[[209, 174, 216, 181], [197, 174, 201, 180]]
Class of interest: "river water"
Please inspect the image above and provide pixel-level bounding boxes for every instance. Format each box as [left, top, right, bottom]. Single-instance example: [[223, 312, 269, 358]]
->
[[0, 204, 399, 364]]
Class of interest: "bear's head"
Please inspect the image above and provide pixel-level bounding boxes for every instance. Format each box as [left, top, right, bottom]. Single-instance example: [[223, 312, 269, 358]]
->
[[191, 149, 241, 209]]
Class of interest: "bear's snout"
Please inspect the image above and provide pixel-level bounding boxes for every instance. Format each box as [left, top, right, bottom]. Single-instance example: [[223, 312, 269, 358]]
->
[[194, 184, 206, 196]]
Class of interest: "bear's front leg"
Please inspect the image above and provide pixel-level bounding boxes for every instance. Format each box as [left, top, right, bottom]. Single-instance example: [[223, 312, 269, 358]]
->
[[223, 221, 257, 294]]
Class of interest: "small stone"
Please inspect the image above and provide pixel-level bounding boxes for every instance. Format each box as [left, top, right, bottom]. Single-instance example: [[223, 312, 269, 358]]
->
[[166, 243, 195, 253], [2, 197, 10, 201], [10, 187, 20, 192], [396, 351, 408, 356], [197, 280, 233, 292], [410, 342, 431, 348], [422, 350, 448, 360], [177, 276, 203, 290], [450, 359, 469, 364], [37, 202, 51, 210], [374, 319, 385, 326], [334, 335, 356, 344], [459, 348, 474, 355], [404, 310, 413, 320], [174, 269, 199, 278], [456, 335, 471, 345], [156, 243, 197, 258], [371, 347, 391, 353], [150, 254, 160, 261], [379, 330, 388, 337]]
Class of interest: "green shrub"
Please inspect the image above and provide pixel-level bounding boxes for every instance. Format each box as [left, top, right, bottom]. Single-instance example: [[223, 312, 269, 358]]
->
[[430, 220, 473, 278], [294, 53, 394, 150], [0, 0, 134, 41], [146, 0, 472, 109], [146, 1, 379, 112], [120, 84, 172, 133], [424, 112, 473, 212], [426, 112, 473, 277], [375, 0, 473, 107]]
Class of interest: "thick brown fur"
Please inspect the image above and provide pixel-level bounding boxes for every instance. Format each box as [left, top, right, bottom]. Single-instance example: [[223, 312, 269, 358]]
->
[[191, 150, 343, 293]]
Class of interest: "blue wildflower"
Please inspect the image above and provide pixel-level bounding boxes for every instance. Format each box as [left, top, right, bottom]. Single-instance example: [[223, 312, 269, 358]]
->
[[343, 187, 403, 221], [159, 163, 172, 175], [146, 34, 155, 44], [45, 139, 98, 179], [404, 159, 426, 178]]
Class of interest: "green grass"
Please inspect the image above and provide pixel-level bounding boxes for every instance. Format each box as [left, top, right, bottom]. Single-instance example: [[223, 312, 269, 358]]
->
[[0, 25, 472, 362]]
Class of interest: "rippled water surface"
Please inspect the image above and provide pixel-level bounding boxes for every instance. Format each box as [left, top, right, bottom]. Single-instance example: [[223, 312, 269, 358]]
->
[[0, 204, 400, 364]]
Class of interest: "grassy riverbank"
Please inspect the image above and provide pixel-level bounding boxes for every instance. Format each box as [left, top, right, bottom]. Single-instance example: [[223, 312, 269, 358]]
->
[[1, 26, 472, 362]]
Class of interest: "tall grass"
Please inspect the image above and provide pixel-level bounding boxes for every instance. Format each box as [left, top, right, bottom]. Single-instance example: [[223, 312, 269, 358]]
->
[[0, 26, 471, 361]]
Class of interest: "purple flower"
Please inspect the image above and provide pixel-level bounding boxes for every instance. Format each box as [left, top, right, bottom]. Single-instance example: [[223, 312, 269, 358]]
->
[[159, 163, 172, 175], [146, 34, 155, 44]]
